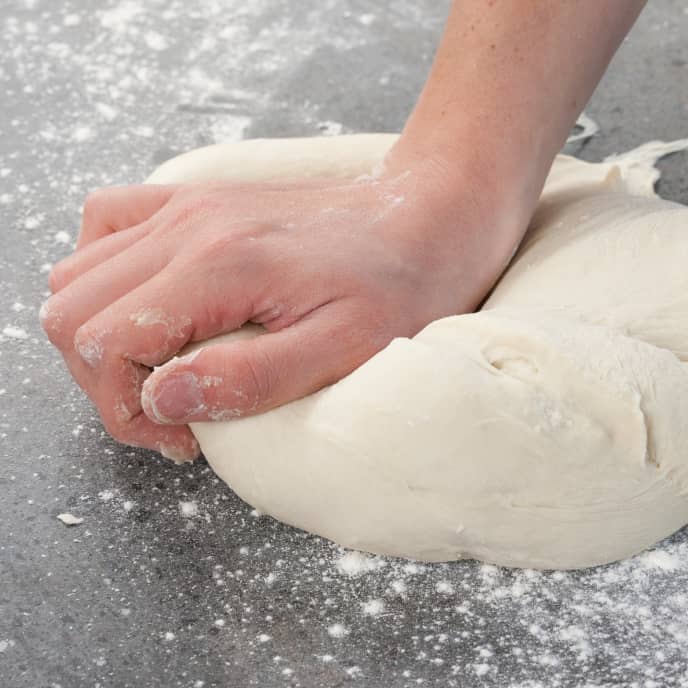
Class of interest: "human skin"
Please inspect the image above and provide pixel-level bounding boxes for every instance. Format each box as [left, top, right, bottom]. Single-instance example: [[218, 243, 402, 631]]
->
[[42, 1, 646, 461]]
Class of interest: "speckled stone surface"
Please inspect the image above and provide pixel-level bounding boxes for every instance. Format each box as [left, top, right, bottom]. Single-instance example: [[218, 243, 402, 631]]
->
[[2, 1, 688, 687]]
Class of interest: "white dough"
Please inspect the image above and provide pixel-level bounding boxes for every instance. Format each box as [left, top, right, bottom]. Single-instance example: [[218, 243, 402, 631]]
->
[[146, 134, 688, 569]]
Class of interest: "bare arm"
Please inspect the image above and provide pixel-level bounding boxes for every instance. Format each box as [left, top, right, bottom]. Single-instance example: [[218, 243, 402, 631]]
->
[[395, 0, 645, 219]]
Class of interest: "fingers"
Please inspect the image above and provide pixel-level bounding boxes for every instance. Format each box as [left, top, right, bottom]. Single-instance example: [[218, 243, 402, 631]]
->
[[88, 361, 201, 463], [140, 303, 390, 424], [47, 333, 200, 462], [49, 222, 150, 293], [41, 236, 173, 355], [132, 419, 200, 464], [52, 257, 256, 457], [42, 290, 201, 462], [41, 214, 264, 461], [71, 244, 257, 369], [76, 184, 178, 249], [49, 185, 177, 292]]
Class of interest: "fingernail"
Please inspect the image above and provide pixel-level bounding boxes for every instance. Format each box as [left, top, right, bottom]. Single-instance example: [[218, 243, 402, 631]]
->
[[38, 300, 50, 325], [39, 297, 63, 334], [159, 438, 200, 464], [146, 372, 205, 423]]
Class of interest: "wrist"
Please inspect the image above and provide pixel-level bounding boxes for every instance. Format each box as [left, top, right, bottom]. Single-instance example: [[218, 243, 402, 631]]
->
[[383, 122, 541, 252], [374, 137, 532, 313], [386, 117, 548, 231]]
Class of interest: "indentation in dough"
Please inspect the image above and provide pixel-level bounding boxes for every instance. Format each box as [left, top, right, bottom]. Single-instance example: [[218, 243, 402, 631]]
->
[[639, 402, 659, 469], [483, 345, 540, 378]]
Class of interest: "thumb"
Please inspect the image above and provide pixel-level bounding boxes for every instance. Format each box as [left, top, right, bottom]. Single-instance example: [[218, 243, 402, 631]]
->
[[140, 309, 385, 424]]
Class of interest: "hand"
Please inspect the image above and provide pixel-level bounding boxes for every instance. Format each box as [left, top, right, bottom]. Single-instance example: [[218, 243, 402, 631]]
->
[[41, 154, 521, 461]]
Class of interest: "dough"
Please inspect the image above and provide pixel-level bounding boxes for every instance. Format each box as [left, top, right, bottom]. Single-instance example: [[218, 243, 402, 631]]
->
[[146, 134, 688, 569]]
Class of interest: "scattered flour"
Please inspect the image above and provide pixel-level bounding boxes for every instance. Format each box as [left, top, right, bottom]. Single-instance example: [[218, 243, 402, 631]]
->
[[335, 550, 385, 577], [435, 581, 455, 595], [98, 489, 116, 502], [328, 623, 348, 638], [2, 325, 28, 340], [56, 513, 84, 526], [179, 500, 199, 517], [361, 599, 385, 617]]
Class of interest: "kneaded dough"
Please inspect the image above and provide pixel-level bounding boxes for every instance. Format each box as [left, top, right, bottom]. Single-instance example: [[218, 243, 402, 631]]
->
[[147, 134, 688, 569]]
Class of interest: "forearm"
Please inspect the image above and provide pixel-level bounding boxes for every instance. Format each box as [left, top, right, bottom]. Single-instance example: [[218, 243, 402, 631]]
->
[[392, 0, 645, 219]]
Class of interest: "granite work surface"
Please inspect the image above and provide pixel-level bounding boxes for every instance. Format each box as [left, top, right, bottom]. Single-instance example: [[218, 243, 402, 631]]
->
[[2, 1, 688, 686]]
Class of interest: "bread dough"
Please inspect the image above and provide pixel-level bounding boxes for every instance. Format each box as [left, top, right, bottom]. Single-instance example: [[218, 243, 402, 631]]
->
[[146, 134, 688, 569]]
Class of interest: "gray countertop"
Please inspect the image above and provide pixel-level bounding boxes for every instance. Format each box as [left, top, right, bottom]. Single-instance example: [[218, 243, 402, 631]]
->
[[2, 1, 688, 686]]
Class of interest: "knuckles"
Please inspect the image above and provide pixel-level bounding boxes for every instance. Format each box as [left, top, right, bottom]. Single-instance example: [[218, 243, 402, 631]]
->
[[161, 192, 224, 233], [79, 188, 113, 238], [83, 187, 112, 214], [179, 229, 270, 283], [227, 348, 277, 414], [73, 325, 105, 368], [82, 188, 109, 219], [99, 410, 136, 446], [39, 296, 68, 346], [48, 259, 74, 294]]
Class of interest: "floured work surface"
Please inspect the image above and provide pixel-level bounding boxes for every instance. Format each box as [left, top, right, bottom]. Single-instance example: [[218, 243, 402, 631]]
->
[[5, 1, 688, 685]]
